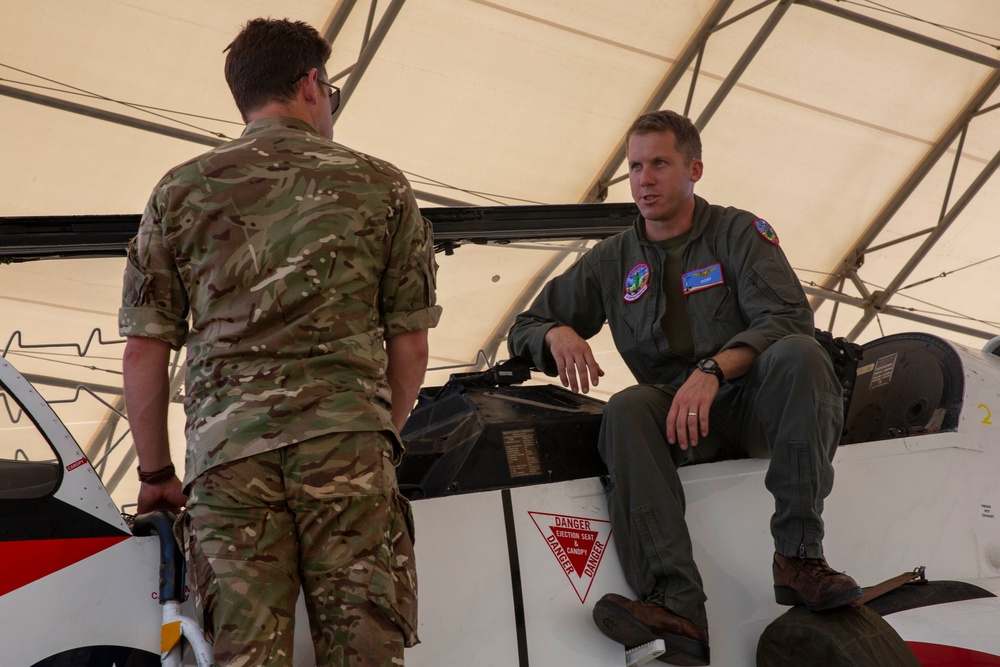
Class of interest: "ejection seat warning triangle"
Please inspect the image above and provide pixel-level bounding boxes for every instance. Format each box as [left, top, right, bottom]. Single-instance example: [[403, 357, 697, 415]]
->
[[529, 511, 612, 603]]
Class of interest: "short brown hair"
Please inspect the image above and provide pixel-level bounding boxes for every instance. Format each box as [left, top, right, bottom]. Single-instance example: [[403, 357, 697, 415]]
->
[[224, 18, 332, 120], [626, 110, 702, 164]]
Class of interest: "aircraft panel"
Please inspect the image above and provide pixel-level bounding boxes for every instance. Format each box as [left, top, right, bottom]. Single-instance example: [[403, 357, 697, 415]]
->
[[405, 491, 521, 666]]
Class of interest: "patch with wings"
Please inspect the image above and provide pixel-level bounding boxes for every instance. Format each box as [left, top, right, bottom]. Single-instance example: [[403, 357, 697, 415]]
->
[[681, 263, 725, 295]]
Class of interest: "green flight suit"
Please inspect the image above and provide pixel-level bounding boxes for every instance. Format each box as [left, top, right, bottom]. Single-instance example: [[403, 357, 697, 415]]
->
[[507, 196, 843, 627]]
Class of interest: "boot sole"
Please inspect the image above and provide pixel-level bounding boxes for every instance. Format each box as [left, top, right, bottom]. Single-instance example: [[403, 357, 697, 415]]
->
[[774, 584, 864, 611], [593, 599, 710, 666]]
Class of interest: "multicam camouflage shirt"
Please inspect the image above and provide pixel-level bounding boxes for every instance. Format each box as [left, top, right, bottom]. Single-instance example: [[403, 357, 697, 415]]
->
[[120, 116, 442, 488]]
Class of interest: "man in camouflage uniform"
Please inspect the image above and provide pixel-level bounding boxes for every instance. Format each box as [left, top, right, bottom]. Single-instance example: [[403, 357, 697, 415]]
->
[[120, 18, 440, 666]]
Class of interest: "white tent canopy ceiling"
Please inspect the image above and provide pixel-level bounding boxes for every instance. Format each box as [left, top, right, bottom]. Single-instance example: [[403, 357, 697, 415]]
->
[[1, 0, 999, 502]]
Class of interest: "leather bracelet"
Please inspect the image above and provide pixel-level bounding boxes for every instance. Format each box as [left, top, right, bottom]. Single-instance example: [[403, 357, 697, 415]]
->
[[137, 463, 175, 485]]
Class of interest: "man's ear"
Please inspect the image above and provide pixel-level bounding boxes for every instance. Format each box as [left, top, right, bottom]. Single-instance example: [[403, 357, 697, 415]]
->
[[300, 67, 321, 105], [690, 158, 704, 183]]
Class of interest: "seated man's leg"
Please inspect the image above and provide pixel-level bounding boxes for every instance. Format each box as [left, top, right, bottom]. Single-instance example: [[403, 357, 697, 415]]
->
[[738, 333, 861, 610], [599, 385, 706, 625], [594, 385, 715, 665]]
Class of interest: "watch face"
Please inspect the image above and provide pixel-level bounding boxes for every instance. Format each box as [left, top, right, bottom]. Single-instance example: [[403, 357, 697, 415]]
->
[[698, 358, 723, 383]]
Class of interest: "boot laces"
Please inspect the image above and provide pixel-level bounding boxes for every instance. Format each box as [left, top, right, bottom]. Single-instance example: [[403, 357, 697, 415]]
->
[[801, 558, 842, 578]]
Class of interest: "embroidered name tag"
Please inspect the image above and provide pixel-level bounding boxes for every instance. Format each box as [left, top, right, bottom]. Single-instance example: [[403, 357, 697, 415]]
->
[[682, 263, 724, 295], [623, 262, 651, 302]]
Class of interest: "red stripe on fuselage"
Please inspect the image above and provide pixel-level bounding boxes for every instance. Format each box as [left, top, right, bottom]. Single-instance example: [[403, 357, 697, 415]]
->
[[908, 641, 1000, 665], [0, 536, 129, 597]]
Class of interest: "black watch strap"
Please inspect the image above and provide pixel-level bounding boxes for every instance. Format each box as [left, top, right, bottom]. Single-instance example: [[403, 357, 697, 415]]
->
[[697, 357, 725, 385]]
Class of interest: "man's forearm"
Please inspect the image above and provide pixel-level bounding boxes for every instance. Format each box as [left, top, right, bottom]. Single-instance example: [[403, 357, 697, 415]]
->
[[711, 345, 757, 382], [122, 336, 174, 470], [386, 329, 430, 432]]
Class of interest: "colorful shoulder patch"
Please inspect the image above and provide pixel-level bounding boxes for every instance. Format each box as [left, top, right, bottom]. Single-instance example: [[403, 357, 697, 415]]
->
[[623, 262, 651, 302], [682, 263, 725, 295], [754, 218, 779, 245]]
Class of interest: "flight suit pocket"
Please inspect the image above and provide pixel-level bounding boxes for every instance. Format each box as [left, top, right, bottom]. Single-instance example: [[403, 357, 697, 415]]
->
[[747, 256, 806, 307]]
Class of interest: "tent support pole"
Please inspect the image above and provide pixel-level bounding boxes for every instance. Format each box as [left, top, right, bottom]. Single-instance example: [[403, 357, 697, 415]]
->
[[333, 0, 406, 122], [799, 0, 1000, 69], [322, 0, 358, 45], [694, 0, 793, 129], [846, 144, 1000, 340], [810, 69, 1000, 311], [581, 0, 737, 203], [803, 286, 997, 341]]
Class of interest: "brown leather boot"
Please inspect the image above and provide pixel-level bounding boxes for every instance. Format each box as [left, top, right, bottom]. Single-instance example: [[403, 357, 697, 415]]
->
[[592, 593, 710, 665], [773, 552, 863, 611]]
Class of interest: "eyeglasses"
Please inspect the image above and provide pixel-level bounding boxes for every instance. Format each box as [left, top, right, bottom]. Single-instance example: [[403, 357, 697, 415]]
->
[[316, 79, 341, 114], [291, 71, 341, 115]]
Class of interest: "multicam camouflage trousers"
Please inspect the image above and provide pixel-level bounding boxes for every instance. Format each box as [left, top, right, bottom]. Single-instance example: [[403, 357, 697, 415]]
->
[[176, 431, 418, 666]]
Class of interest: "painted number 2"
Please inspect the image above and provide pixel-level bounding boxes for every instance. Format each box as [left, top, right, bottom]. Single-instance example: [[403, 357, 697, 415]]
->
[[979, 404, 992, 425]]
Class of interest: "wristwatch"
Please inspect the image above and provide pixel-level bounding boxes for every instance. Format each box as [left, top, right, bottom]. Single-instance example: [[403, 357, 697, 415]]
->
[[696, 357, 725, 385]]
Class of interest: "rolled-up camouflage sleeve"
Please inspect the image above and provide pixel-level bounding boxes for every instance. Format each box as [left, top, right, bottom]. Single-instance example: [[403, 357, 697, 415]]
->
[[118, 191, 190, 349], [380, 176, 442, 337]]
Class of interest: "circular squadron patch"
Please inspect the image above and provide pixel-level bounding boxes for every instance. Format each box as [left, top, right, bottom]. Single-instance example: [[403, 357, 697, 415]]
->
[[754, 218, 780, 245], [623, 262, 651, 302]]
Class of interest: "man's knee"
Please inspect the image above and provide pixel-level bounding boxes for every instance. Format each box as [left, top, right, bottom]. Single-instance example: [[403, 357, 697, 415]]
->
[[765, 334, 825, 364], [758, 334, 839, 389], [599, 385, 675, 466], [604, 385, 672, 421]]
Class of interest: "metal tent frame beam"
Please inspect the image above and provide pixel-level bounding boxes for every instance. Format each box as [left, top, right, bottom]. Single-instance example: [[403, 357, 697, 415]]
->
[[2, 0, 998, 345], [0, 1, 406, 141], [580, 0, 738, 203], [330, 0, 406, 124], [694, 0, 793, 130], [801, 0, 1000, 70], [812, 67, 1000, 340], [844, 142, 1000, 340], [0, 83, 227, 147], [801, 286, 997, 340]]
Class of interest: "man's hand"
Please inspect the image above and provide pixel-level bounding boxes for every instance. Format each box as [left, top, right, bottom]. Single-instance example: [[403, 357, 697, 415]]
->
[[666, 346, 758, 450], [666, 370, 719, 450], [137, 476, 188, 515], [544, 325, 604, 393]]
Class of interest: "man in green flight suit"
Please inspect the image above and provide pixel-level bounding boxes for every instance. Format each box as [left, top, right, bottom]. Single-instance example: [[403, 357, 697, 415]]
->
[[120, 18, 441, 667], [508, 110, 860, 665]]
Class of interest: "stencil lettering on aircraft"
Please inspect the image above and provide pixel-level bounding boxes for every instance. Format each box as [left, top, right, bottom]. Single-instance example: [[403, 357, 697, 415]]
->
[[529, 511, 611, 603]]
